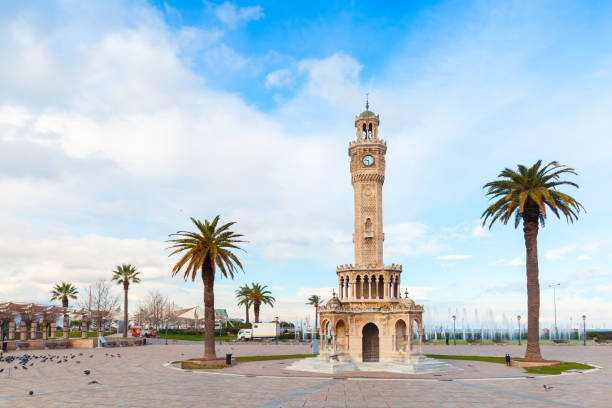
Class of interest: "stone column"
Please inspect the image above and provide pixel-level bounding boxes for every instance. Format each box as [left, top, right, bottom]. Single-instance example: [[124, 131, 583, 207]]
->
[[360, 279, 365, 299], [81, 319, 88, 339], [384, 280, 389, 299], [371, 277, 376, 299], [332, 333, 336, 352], [350, 280, 355, 299], [50, 322, 56, 339], [338, 281, 343, 300], [9, 321, 16, 340], [408, 319, 413, 352], [63, 315, 69, 339], [30, 321, 37, 340], [418, 321, 423, 353], [20, 321, 27, 340], [42, 321, 48, 340]]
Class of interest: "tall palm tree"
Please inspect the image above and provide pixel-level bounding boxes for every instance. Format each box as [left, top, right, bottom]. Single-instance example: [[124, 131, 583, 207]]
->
[[235, 285, 252, 328], [50, 282, 79, 338], [168, 216, 245, 360], [50, 282, 79, 308], [248, 283, 275, 323], [111, 264, 141, 338], [306, 295, 324, 333], [482, 160, 583, 362]]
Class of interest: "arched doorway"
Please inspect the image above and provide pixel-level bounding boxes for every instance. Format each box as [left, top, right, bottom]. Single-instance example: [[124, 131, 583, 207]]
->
[[362, 323, 379, 362], [336, 320, 346, 351], [395, 319, 407, 351]]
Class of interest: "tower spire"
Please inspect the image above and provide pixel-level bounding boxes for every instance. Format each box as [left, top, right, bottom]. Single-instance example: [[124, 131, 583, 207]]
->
[[365, 93, 369, 110]]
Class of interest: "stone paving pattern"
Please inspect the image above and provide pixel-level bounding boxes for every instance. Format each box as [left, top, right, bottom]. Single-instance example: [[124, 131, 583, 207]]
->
[[1, 343, 610, 407]]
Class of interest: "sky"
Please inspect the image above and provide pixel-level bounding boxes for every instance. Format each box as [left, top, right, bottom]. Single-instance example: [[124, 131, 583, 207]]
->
[[1, 0, 611, 330]]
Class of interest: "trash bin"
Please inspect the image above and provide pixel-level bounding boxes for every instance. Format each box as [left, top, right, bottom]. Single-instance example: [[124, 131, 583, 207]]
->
[[226, 353, 232, 366]]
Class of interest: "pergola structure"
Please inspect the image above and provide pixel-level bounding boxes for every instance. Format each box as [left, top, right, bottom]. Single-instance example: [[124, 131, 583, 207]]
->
[[0, 302, 66, 341]]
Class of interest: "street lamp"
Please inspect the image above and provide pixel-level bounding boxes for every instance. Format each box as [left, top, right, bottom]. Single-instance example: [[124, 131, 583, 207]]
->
[[517, 315, 521, 345], [452, 315, 456, 346], [165, 317, 169, 345], [582, 315, 587, 346], [275, 316, 279, 345], [549, 283, 560, 340]]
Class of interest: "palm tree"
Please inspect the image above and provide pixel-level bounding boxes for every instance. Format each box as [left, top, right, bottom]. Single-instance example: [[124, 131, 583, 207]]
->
[[50, 282, 79, 308], [248, 283, 275, 323], [168, 216, 245, 360], [111, 264, 141, 338], [306, 295, 324, 333], [482, 160, 583, 362], [235, 285, 252, 328], [50, 282, 79, 338]]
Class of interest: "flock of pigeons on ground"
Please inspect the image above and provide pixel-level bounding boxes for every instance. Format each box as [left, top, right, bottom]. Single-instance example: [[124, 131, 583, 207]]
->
[[0, 351, 122, 395]]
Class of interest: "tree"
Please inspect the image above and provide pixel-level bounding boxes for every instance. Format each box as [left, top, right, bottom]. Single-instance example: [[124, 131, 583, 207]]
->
[[235, 285, 252, 328], [248, 283, 275, 323], [86, 280, 120, 334], [137, 290, 168, 330], [482, 160, 583, 362], [306, 295, 324, 333], [167, 216, 245, 361], [50, 282, 79, 337], [111, 264, 141, 338]]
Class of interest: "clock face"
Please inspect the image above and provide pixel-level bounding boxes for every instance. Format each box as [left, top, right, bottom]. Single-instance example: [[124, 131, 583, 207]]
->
[[362, 155, 375, 166]]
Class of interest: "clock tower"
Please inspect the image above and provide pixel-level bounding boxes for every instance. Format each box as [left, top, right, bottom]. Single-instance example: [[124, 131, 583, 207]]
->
[[289, 102, 445, 373], [350, 101, 386, 267]]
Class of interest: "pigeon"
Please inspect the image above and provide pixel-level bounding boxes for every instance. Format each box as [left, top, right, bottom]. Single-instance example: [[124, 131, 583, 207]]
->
[[89, 355, 93, 358], [28, 391, 33, 396], [543, 385, 554, 390], [0, 368, 4, 373], [84, 370, 91, 375], [87, 380, 99, 385]]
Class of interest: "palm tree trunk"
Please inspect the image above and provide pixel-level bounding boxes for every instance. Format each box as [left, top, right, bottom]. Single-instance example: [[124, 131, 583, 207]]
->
[[245, 305, 250, 327], [123, 286, 128, 338], [254, 303, 260, 323], [201, 261, 216, 360], [523, 209, 544, 362]]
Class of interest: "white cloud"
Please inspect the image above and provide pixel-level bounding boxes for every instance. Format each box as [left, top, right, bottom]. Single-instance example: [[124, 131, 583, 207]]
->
[[437, 254, 472, 260], [385, 222, 450, 257], [577, 255, 592, 261], [265, 68, 293, 88], [508, 256, 524, 266], [214, 2, 264, 28], [471, 224, 490, 238], [545, 246, 573, 261]]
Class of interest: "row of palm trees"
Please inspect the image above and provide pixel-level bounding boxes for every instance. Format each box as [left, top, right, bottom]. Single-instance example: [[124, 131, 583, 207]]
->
[[49, 264, 141, 338], [167, 160, 583, 363], [235, 283, 276, 326]]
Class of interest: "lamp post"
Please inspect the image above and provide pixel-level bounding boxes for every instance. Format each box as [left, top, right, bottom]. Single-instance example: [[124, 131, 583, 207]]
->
[[452, 315, 456, 346], [517, 315, 521, 345], [275, 316, 279, 345], [165, 317, 169, 345], [582, 315, 586, 346], [549, 283, 560, 340]]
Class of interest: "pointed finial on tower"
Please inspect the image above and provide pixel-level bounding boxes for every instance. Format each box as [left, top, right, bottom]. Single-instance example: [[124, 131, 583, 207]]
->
[[365, 93, 369, 110], [404, 288, 409, 298]]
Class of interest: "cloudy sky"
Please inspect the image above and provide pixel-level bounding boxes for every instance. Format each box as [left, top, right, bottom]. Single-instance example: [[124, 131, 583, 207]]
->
[[1, 1, 611, 329]]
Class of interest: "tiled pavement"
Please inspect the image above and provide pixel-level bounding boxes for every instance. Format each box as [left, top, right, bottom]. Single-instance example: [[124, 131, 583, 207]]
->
[[0, 343, 610, 407]]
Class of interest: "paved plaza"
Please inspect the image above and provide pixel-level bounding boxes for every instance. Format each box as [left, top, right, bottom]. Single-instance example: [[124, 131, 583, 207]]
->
[[0, 343, 610, 407]]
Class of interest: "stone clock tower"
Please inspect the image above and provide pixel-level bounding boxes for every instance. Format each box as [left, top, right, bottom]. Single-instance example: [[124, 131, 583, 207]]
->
[[350, 102, 386, 267], [289, 103, 454, 374], [313, 102, 427, 369]]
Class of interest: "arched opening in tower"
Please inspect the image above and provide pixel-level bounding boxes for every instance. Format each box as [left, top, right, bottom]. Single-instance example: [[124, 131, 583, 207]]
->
[[362, 323, 379, 362]]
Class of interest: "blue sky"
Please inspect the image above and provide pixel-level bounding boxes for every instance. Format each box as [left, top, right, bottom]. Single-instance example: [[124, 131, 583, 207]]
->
[[1, 0, 611, 329]]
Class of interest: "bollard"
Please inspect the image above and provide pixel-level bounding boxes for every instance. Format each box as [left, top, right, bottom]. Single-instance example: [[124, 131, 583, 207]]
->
[[226, 353, 232, 366]]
